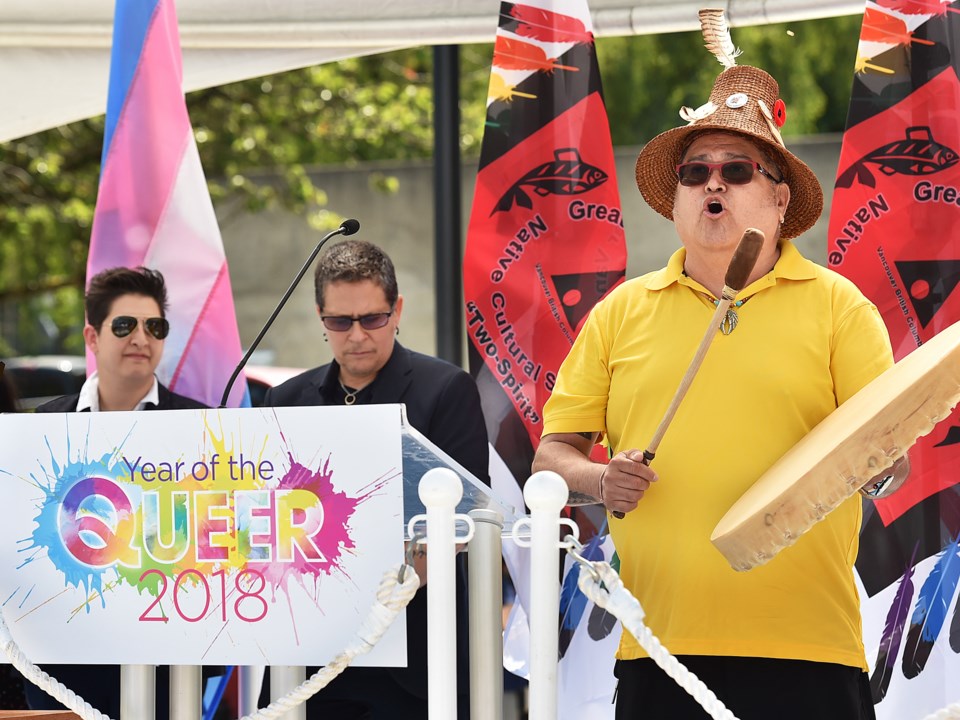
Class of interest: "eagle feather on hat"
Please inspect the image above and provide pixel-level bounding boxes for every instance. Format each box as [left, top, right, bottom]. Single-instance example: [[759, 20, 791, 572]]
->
[[699, 8, 741, 68]]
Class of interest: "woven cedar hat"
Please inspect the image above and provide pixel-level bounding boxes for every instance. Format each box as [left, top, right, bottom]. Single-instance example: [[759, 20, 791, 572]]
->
[[635, 9, 823, 240]]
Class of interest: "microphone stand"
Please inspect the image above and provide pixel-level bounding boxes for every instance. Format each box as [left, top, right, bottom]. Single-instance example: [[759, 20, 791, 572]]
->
[[219, 218, 360, 408]]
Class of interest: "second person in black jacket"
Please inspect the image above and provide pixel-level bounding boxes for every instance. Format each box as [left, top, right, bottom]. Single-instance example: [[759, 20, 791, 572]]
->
[[264, 239, 489, 719]]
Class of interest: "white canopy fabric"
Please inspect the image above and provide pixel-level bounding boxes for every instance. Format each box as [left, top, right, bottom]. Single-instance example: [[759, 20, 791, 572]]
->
[[1, 0, 863, 142]]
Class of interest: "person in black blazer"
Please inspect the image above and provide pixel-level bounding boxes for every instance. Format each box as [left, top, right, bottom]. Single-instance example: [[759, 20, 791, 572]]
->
[[263, 239, 489, 720], [26, 266, 206, 717], [36, 380, 206, 413]]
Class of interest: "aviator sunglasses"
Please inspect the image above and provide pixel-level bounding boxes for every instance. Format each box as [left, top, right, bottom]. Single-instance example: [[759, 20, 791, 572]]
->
[[676, 160, 782, 187], [320, 310, 394, 332], [110, 315, 170, 340]]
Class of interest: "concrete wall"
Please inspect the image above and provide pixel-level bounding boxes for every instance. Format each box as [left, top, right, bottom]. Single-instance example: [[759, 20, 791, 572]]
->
[[222, 134, 844, 369]]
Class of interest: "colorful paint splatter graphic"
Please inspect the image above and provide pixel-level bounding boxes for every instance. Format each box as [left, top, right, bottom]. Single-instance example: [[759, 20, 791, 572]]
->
[[15, 419, 393, 624]]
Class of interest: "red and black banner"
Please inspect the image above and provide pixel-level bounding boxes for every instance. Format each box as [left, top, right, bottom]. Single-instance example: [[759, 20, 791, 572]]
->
[[829, 3, 960, 713], [464, 1, 627, 519]]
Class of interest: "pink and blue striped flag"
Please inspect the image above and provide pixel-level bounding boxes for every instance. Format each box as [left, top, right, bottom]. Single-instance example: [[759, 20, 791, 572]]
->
[[87, 0, 248, 407]]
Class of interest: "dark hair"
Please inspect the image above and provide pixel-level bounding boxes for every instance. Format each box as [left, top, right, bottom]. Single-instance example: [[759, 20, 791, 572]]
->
[[313, 240, 399, 310], [85, 266, 169, 330]]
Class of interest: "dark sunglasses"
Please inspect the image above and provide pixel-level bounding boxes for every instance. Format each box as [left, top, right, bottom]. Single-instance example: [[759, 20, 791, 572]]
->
[[110, 315, 170, 340], [675, 160, 781, 187], [320, 310, 393, 333]]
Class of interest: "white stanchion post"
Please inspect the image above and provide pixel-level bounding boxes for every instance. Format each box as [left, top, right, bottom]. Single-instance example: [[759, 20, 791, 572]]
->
[[170, 665, 201, 720], [270, 666, 307, 720], [419, 467, 463, 720], [524, 471, 568, 720], [468, 508, 504, 720], [121, 664, 155, 720], [237, 665, 265, 716]]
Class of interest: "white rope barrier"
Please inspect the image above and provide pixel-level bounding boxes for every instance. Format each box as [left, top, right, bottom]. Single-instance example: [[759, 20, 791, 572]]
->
[[237, 563, 419, 720], [0, 608, 111, 720], [570, 540, 960, 720], [570, 545, 739, 720], [922, 703, 960, 720], [1, 563, 419, 720], [7, 504, 954, 720]]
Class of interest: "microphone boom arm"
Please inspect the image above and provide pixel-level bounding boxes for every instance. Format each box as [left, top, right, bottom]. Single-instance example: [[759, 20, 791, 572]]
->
[[219, 218, 360, 408]]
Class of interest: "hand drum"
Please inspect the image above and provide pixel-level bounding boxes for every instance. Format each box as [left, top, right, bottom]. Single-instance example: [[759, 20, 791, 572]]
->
[[711, 320, 960, 571]]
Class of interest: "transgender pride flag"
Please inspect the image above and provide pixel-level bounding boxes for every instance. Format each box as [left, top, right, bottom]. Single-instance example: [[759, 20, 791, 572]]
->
[[87, 0, 247, 407]]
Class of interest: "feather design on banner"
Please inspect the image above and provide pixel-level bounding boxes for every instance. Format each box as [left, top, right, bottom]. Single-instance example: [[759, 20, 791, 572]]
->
[[508, 3, 594, 44], [697, 8, 741, 68], [861, 7, 936, 46], [558, 534, 603, 658], [951, 581, 960, 652], [950, 498, 960, 652], [901, 536, 960, 678], [587, 601, 618, 640], [558, 563, 587, 658], [870, 546, 919, 702], [874, 0, 960, 16], [489, 73, 538, 103], [493, 36, 578, 73]]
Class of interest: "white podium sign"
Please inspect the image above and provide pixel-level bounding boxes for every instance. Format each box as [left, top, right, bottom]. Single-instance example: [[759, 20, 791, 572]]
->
[[0, 405, 406, 666]]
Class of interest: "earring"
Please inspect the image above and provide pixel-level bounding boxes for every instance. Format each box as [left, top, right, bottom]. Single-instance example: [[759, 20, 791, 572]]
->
[[395, 327, 400, 336], [323, 333, 328, 343]]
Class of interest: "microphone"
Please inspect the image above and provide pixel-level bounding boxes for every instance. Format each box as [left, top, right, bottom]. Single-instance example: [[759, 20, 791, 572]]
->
[[219, 218, 361, 408]]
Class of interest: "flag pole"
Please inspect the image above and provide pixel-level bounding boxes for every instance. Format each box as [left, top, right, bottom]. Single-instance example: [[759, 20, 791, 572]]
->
[[433, 44, 463, 366]]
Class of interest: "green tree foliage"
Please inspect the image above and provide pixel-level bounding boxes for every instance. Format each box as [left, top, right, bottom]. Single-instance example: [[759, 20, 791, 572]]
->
[[196, 46, 488, 225], [596, 14, 863, 146], [0, 121, 99, 355], [0, 47, 489, 354], [0, 15, 861, 355]]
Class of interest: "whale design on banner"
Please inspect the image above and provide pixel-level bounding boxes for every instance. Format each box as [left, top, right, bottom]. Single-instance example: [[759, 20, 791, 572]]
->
[[835, 126, 958, 188], [491, 148, 608, 214]]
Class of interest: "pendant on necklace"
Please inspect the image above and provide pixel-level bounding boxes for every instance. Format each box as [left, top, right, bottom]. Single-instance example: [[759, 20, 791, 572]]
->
[[719, 308, 739, 335], [339, 380, 359, 405], [699, 290, 748, 335]]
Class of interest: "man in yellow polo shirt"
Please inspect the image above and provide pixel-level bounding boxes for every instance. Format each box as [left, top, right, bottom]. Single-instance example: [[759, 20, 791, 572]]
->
[[533, 33, 910, 720]]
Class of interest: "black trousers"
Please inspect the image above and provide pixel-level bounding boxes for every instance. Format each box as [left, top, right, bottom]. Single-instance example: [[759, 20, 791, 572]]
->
[[614, 656, 876, 720], [258, 666, 473, 720]]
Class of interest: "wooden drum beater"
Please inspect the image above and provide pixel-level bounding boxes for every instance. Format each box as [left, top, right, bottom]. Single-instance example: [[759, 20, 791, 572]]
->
[[611, 227, 764, 519]]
